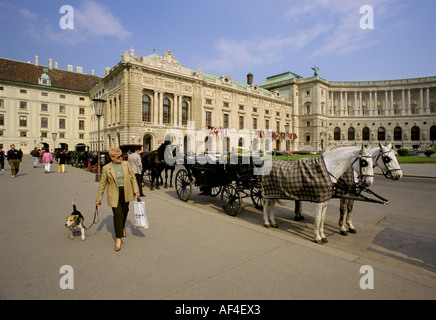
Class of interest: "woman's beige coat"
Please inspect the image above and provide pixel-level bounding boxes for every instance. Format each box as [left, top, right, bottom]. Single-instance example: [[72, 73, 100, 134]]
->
[[96, 161, 140, 208]]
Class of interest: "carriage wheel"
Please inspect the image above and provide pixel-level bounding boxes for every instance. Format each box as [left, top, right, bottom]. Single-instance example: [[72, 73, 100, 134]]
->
[[221, 184, 242, 216], [210, 186, 222, 197], [250, 185, 263, 209], [175, 169, 192, 201]]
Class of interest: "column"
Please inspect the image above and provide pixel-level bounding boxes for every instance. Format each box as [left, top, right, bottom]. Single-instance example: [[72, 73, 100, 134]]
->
[[425, 88, 430, 114], [374, 91, 378, 115], [153, 91, 159, 124], [158, 92, 163, 125], [330, 91, 334, 115], [344, 91, 348, 116], [354, 91, 358, 116], [407, 89, 411, 115], [401, 89, 405, 115], [385, 91, 388, 116], [359, 92, 363, 116], [369, 91, 372, 116], [339, 92, 343, 116], [390, 90, 394, 116]]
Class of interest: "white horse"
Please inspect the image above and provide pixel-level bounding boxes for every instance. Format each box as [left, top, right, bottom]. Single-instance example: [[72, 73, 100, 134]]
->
[[338, 143, 402, 235], [262, 145, 374, 244]]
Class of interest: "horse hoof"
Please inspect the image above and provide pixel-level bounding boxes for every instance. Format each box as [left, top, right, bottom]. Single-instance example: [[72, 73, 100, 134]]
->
[[164, 185, 168, 189], [169, 184, 173, 188], [271, 223, 278, 228], [295, 215, 304, 221], [315, 239, 324, 245], [264, 223, 271, 229], [322, 238, 328, 243], [349, 228, 357, 234], [340, 230, 348, 236]]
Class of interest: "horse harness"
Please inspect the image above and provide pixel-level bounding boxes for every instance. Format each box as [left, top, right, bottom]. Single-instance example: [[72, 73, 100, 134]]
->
[[375, 149, 401, 179]]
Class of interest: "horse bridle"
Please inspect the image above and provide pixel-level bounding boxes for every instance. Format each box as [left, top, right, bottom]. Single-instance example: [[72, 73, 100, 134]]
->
[[375, 150, 401, 179], [351, 153, 374, 183]]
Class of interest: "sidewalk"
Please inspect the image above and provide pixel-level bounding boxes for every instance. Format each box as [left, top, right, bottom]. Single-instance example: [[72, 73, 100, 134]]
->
[[1, 156, 435, 300]]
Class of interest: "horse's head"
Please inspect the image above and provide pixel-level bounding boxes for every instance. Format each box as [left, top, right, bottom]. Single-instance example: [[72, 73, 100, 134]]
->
[[352, 145, 374, 188], [375, 143, 403, 180]]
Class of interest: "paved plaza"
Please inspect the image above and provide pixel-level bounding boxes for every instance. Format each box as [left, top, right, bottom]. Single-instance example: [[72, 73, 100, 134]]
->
[[1, 156, 436, 301]]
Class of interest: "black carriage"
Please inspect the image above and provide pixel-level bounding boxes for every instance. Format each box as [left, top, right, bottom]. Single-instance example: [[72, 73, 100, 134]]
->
[[175, 153, 263, 216]]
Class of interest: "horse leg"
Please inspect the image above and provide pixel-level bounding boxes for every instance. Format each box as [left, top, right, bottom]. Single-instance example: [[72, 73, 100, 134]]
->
[[314, 202, 329, 244], [339, 199, 349, 236], [346, 200, 357, 234], [169, 167, 175, 188], [294, 200, 304, 221], [263, 199, 278, 228], [164, 168, 169, 188]]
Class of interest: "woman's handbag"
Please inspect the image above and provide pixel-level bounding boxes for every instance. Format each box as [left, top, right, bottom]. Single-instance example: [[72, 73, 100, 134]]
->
[[133, 197, 148, 228]]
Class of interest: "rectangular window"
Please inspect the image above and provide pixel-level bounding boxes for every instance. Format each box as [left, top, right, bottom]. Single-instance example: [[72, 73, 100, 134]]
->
[[239, 116, 244, 130], [79, 120, 85, 130], [205, 99, 212, 105], [205, 111, 212, 127], [20, 101, 27, 110], [223, 113, 229, 128], [253, 118, 258, 129], [41, 117, 48, 128], [41, 103, 48, 112], [19, 116, 27, 127], [59, 118, 66, 129], [265, 119, 269, 129], [79, 107, 85, 115]]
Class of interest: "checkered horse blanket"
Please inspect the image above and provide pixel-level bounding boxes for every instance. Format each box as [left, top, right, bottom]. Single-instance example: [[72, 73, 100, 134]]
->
[[261, 157, 334, 202]]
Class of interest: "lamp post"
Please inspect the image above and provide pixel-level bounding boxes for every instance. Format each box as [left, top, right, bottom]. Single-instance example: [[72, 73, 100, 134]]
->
[[284, 123, 290, 161], [93, 98, 105, 182], [52, 132, 57, 152]]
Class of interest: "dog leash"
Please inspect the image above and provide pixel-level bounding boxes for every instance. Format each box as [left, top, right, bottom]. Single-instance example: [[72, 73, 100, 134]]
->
[[84, 206, 100, 230]]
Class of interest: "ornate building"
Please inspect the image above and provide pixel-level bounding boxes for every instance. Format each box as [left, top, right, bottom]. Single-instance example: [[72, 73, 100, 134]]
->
[[1, 49, 436, 154]]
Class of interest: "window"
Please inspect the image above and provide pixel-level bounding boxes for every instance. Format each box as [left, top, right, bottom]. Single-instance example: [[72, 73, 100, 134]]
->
[[41, 92, 48, 96], [79, 107, 85, 115], [0, 114, 4, 126], [20, 131, 27, 137], [41, 117, 48, 128], [223, 102, 229, 108], [394, 127, 402, 141], [239, 116, 244, 130], [0, 99, 4, 108], [59, 118, 66, 129], [41, 104, 48, 112], [142, 94, 151, 122], [378, 127, 386, 140], [348, 127, 355, 140], [79, 120, 85, 130], [206, 111, 212, 127], [223, 113, 229, 128], [430, 126, 436, 141], [20, 101, 27, 110], [265, 119, 269, 129], [411, 126, 420, 141], [205, 99, 212, 105], [239, 105, 244, 111], [20, 89, 27, 94], [182, 101, 188, 126], [19, 116, 27, 127], [59, 105, 66, 113], [334, 127, 341, 140], [60, 94, 66, 99], [362, 127, 370, 140], [79, 134, 84, 139], [163, 98, 171, 124], [253, 118, 258, 130], [276, 121, 280, 132]]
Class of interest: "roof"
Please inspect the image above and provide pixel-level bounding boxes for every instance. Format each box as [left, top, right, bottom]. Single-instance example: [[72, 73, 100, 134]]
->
[[0, 58, 102, 92], [260, 71, 303, 86]]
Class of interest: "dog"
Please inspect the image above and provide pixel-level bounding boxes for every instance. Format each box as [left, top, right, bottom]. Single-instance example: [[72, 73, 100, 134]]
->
[[65, 199, 86, 240]]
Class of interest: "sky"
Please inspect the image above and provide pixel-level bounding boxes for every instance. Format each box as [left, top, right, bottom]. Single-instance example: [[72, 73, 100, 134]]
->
[[0, 0, 435, 84]]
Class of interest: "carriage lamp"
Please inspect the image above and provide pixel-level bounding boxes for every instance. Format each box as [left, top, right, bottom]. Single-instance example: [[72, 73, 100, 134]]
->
[[52, 132, 57, 152], [92, 98, 106, 182]]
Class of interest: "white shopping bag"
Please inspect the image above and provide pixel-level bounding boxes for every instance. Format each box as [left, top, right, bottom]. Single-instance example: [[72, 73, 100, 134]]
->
[[133, 198, 149, 229]]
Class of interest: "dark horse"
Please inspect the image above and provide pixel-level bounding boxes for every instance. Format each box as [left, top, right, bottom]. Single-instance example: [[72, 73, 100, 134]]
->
[[140, 142, 177, 190]]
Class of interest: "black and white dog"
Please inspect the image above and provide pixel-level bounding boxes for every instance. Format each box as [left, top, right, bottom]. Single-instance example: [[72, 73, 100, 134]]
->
[[65, 199, 86, 240]]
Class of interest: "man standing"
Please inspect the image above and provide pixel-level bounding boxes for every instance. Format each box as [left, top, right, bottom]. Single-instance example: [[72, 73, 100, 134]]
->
[[7, 144, 21, 177], [128, 149, 144, 197]]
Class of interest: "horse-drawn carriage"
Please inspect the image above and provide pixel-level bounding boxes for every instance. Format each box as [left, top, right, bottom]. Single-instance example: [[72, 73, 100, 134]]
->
[[175, 153, 263, 216]]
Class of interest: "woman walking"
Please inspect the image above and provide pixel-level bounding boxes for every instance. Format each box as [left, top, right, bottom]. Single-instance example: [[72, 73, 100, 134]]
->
[[42, 148, 53, 174], [95, 147, 140, 252]]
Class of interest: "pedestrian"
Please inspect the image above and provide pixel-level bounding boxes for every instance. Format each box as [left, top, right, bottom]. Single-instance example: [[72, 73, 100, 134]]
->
[[96, 147, 140, 252], [42, 148, 53, 173], [30, 147, 40, 168], [58, 150, 66, 173], [0, 146, 5, 171], [7, 144, 21, 177], [128, 148, 144, 196]]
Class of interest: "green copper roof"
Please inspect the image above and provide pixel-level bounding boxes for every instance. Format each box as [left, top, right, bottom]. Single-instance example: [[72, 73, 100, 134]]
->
[[260, 71, 303, 86]]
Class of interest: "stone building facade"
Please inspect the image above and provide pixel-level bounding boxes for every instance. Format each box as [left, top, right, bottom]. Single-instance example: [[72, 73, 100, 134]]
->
[[1, 49, 436, 154]]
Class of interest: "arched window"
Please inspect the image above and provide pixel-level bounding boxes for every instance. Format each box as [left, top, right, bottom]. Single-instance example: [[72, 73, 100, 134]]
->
[[182, 101, 188, 126], [378, 127, 386, 140], [142, 94, 151, 122], [163, 98, 171, 124], [362, 127, 370, 141], [430, 126, 436, 141], [394, 127, 402, 141], [334, 127, 341, 140], [348, 127, 355, 140], [411, 126, 420, 141]]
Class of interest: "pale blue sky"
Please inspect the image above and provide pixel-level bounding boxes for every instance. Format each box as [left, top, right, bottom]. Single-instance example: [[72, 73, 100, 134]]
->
[[0, 0, 435, 83]]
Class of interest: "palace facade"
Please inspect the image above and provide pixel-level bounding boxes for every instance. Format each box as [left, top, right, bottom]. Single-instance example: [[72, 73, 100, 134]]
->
[[1, 48, 436, 154]]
